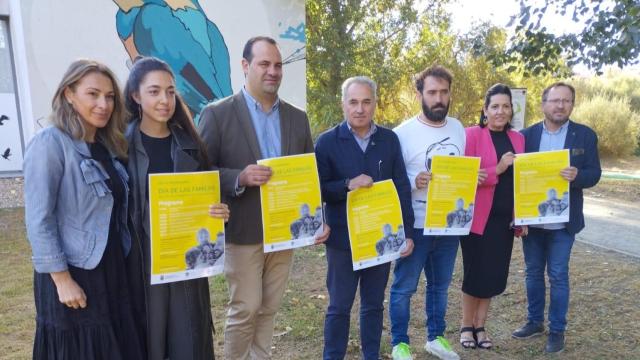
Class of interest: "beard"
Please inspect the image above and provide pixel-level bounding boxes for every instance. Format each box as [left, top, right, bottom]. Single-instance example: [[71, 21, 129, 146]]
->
[[546, 112, 570, 125], [422, 101, 449, 122]]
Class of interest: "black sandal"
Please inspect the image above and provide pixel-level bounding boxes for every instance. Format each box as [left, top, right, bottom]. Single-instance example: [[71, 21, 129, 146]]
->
[[460, 326, 476, 349], [474, 327, 493, 350]]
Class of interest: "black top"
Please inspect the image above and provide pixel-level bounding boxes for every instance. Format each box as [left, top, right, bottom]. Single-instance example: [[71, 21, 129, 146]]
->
[[490, 130, 515, 217], [89, 141, 124, 227], [141, 132, 174, 174]]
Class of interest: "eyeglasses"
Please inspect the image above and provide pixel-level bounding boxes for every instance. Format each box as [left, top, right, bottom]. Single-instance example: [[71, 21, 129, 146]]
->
[[545, 99, 573, 105]]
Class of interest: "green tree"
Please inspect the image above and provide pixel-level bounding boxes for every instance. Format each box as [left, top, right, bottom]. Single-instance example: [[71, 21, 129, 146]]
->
[[572, 70, 640, 152], [505, 0, 640, 75], [306, 0, 570, 135], [572, 70, 640, 113], [306, 0, 449, 134], [572, 94, 640, 156]]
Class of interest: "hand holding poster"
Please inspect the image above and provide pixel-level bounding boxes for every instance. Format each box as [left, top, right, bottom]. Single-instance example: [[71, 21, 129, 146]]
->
[[258, 153, 323, 252], [347, 180, 407, 270], [423, 155, 481, 235], [149, 171, 225, 285], [514, 150, 570, 225]]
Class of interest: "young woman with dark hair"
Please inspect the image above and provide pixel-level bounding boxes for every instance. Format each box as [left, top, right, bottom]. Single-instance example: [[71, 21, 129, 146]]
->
[[123, 56, 229, 360]]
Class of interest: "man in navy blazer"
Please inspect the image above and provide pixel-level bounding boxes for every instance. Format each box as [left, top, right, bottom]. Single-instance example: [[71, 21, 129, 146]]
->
[[512, 82, 601, 353], [315, 76, 414, 360]]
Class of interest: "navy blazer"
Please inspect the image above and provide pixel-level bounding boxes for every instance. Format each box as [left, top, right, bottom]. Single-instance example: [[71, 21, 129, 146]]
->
[[521, 120, 601, 235], [315, 121, 414, 250]]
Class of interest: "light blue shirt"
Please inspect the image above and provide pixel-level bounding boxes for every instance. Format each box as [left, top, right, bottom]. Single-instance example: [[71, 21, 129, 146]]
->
[[539, 120, 569, 153], [536, 120, 569, 230], [242, 87, 281, 159], [346, 121, 377, 152]]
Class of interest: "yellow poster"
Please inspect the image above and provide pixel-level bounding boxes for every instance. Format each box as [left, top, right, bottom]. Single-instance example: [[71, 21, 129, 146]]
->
[[258, 153, 323, 253], [347, 180, 407, 271], [423, 156, 480, 235], [148, 171, 225, 285], [514, 150, 570, 225]]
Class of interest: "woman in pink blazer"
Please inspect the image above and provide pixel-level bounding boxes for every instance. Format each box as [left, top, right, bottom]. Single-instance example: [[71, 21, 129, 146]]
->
[[459, 84, 526, 350]]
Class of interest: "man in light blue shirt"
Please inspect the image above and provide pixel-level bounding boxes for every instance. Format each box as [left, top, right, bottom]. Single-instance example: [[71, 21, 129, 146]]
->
[[346, 121, 377, 152], [242, 87, 281, 159], [513, 82, 601, 354], [198, 36, 330, 359], [536, 119, 569, 230]]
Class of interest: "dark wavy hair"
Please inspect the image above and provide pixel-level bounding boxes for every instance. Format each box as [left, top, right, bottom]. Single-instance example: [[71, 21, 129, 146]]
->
[[123, 56, 209, 169], [478, 83, 513, 130], [414, 65, 453, 93]]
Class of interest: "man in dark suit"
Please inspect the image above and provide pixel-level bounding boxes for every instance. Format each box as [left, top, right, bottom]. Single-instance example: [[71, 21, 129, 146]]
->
[[198, 36, 329, 359], [512, 82, 601, 354], [315, 76, 414, 360]]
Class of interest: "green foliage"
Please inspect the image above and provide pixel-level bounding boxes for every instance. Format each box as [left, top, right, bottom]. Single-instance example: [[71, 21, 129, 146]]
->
[[306, 0, 638, 156], [572, 70, 640, 154], [306, 1, 566, 134], [505, 0, 640, 75], [573, 70, 640, 114], [572, 93, 640, 156], [306, 0, 426, 135]]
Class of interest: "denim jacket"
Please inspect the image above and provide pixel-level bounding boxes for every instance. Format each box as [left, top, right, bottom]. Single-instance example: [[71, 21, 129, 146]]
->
[[24, 126, 131, 273]]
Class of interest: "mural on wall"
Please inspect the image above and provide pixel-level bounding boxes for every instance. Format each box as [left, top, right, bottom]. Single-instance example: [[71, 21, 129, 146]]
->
[[113, 0, 233, 124], [19, 0, 307, 150], [263, 0, 305, 66], [278, 21, 305, 65]]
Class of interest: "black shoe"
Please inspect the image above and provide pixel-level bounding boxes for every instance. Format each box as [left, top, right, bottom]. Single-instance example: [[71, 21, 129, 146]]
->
[[545, 332, 565, 353], [473, 327, 493, 350], [511, 322, 544, 339]]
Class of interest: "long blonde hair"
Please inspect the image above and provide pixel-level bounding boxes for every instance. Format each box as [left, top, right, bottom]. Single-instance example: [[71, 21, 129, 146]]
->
[[50, 59, 128, 159]]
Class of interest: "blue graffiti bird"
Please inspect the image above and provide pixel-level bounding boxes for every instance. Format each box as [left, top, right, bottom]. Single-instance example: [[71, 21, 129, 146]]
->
[[114, 0, 233, 124]]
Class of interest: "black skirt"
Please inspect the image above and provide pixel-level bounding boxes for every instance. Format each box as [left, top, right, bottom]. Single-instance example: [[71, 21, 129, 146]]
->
[[32, 231, 145, 360], [460, 213, 515, 299]]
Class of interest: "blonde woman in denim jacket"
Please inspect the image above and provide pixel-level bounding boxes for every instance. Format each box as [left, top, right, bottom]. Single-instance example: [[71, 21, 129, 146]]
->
[[24, 60, 145, 359]]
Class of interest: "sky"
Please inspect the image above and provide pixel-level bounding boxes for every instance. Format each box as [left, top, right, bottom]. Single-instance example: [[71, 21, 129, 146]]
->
[[444, 0, 639, 76]]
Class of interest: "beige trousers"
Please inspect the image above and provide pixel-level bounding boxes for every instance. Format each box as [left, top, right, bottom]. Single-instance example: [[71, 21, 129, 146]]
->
[[223, 243, 293, 360]]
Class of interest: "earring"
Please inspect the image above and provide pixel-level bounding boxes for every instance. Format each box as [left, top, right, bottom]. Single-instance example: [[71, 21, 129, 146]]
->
[[138, 104, 142, 120]]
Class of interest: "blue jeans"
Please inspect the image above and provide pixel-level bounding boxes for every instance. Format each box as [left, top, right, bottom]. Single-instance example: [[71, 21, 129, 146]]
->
[[323, 246, 390, 360], [389, 229, 459, 344], [522, 227, 575, 333]]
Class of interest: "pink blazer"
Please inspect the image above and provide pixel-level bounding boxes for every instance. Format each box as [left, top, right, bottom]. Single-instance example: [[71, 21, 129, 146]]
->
[[465, 125, 525, 235]]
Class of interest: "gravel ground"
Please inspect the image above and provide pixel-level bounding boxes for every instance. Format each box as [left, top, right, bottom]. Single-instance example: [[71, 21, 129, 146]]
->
[[0, 177, 24, 208]]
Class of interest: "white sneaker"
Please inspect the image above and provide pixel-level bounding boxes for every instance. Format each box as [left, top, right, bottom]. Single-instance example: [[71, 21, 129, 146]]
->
[[424, 336, 460, 360], [391, 342, 413, 360]]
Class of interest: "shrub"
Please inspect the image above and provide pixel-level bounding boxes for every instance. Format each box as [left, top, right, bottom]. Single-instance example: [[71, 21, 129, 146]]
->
[[572, 93, 640, 156]]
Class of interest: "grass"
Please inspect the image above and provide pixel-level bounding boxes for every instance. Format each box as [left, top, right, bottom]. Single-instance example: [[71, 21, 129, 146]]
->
[[585, 178, 640, 202], [0, 209, 37, 360], [3, 207, 640, 359]]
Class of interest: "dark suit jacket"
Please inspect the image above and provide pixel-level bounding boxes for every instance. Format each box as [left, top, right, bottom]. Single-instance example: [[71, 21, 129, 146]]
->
[[198, 92, 314, 245], [521, 120, 601, 235], [315, 121, 414, 250]]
